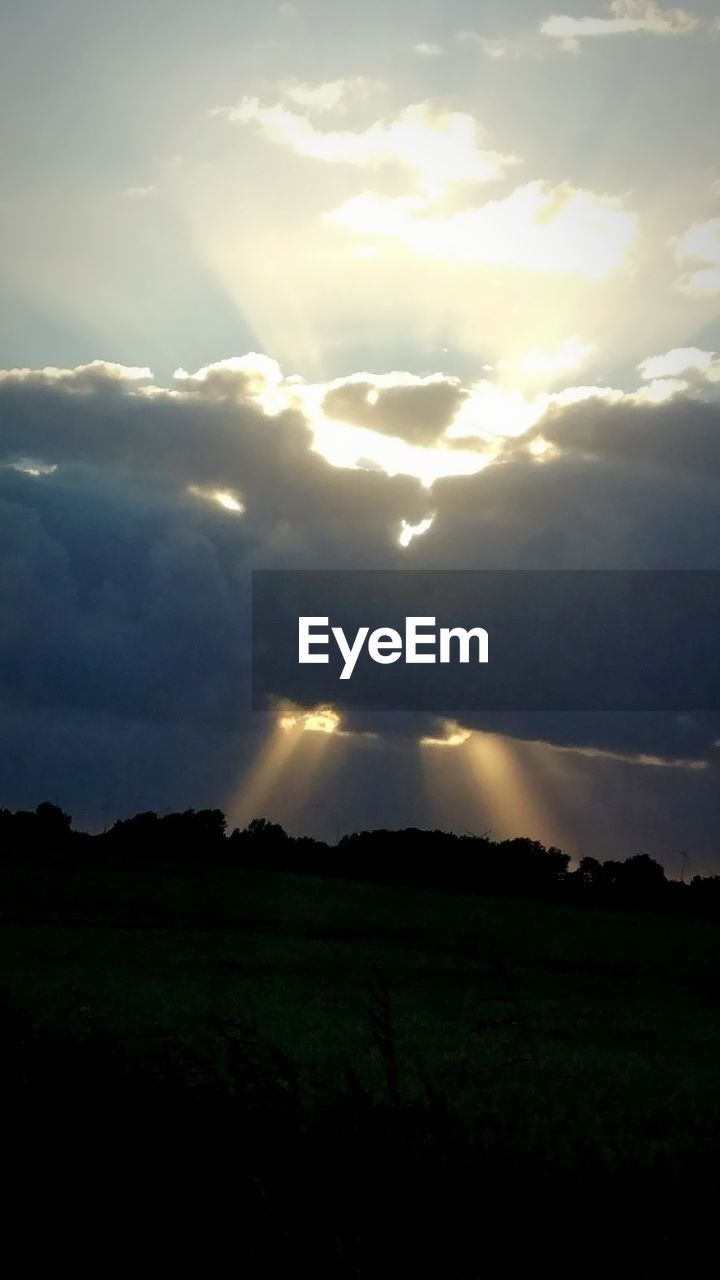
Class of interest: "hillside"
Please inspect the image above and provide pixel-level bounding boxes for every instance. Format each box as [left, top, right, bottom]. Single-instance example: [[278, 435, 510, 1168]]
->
[[1, 854, 719, 1274]]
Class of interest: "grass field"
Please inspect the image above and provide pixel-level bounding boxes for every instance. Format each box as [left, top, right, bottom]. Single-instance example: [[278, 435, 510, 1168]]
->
[[2, 854, 719, 1274]]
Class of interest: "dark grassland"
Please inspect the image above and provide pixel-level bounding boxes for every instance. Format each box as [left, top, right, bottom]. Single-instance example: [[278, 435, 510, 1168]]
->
[[2, 854, 719, 1276]]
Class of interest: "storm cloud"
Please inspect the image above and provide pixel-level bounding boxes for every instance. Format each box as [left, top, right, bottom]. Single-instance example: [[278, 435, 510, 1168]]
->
[[1, 359, 720, 853]]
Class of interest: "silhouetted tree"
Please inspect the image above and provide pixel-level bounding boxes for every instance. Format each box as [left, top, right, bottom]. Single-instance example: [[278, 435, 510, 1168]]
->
[[615, 853, 666, 902], [106, 808, 227, 860], [0, 802, 73, 853], [574, 855, 604, 892], [2, 801, 718, 916]]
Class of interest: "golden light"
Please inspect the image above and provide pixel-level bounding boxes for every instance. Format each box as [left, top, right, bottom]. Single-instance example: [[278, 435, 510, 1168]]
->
[[187, 484, 245, 514], [420, 722, 472, 748], [298, 706, 341, 734], [419, 722, 571, 847], [227, 703, 342, 829], [278, 705, 342, 735], [464, 731, 554, 840], [215, 491, 245, 512], [278, 713, 299, 732]]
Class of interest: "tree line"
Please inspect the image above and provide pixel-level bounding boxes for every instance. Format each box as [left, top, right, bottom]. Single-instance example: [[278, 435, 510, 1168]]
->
[[1, 801, 719, 913]]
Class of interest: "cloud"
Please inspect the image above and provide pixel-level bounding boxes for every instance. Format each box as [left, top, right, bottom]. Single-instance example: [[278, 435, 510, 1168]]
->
[[548, 740, 709, 769], [677, 269, 720, 297], [282, 78, 376, 112], [514, 394, 720, 483], [541, 1, 700, 43], [0, 359, 443, 835], [2, 357, 720, 861], [329, 181, 636, 278], [421, 722, 471, 748], [0, 359, 428, 555], [173, 352, 287, 411], [321, 372, 467, 446], [3, 359, 720, 838], [413, 42, 442, 57], [675, 217, 720, 264], [0, 360, 154, 390], [638, 347, 720, 381], [211, 96, 516, 197], [674, 217, 720, 296]]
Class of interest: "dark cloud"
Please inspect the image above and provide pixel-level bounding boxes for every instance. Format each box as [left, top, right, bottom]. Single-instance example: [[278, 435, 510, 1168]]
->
[[421, 452, 720, 569], [2, 364, 720, 854], [518, 394, 720, 483], [321, 376, 467, 445], [0, 365, 426, 563]]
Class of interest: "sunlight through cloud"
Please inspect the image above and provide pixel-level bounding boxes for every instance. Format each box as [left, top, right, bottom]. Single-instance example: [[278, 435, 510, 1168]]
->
[[212, 97, 516, 198], [329, 182, 636, 278]]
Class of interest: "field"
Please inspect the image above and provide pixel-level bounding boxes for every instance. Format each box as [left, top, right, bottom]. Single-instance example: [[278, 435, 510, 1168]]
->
[[2, 854, 719, 1275]]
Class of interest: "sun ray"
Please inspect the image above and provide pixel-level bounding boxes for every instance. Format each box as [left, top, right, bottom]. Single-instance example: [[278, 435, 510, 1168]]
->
[[228, 704, 342, 829], [420, 723, 574, 847]]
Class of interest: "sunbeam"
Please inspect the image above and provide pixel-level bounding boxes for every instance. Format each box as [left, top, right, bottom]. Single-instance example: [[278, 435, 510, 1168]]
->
[[420, 723, 574, 848], [228, 705, 342, 829]]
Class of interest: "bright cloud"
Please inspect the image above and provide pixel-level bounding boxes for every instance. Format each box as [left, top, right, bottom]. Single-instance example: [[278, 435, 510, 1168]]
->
[[541, 1, 700, 42], [676, 217, 720, 263], [674, 217, 720, 296], [638, 347, 719, 380], [187, 485, 246, 514], [421, 722, 472, 748], [677, 269, 720, 297], [631, 376, 690, 403], [212, 96, 516, 196], [329, 181, 636, 278], [448, 382, 547, 440], [173, 354, 286, 412]]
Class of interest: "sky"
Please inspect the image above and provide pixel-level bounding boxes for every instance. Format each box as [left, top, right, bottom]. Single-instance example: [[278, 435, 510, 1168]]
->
[[2, 1, 720, 868]]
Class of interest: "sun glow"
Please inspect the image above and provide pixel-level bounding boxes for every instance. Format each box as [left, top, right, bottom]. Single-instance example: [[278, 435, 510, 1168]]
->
[[420, 722, 472, 748], [329, 182, 636, 279], [229, 704, 342, 829], [399, 515, 435, 548], [419, 723, 569, 846], [213, 98, 515, 199], [187, 484, 245, 514], [280, 705, 342, 734]]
